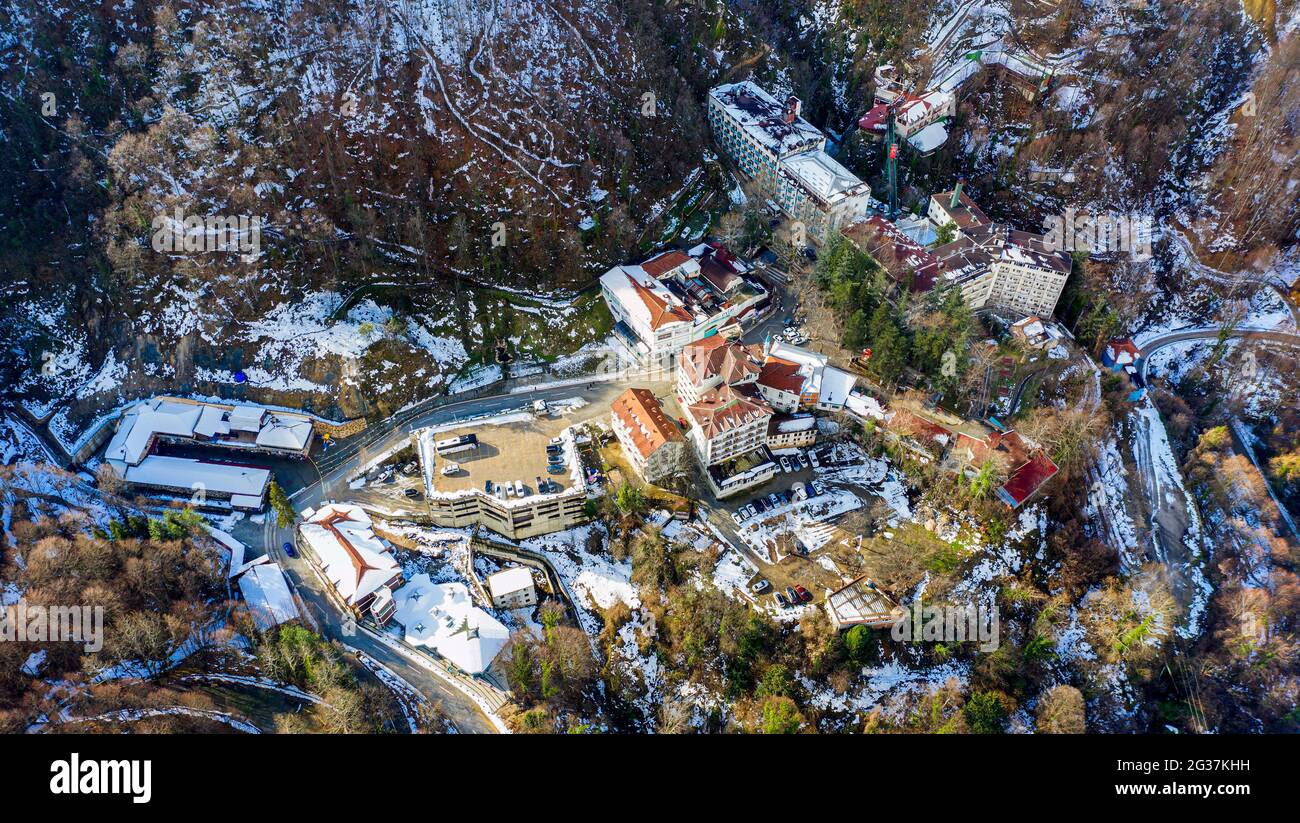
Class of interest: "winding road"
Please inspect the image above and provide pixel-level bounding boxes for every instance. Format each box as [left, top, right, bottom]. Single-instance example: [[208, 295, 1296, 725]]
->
[[255, 375, 664, 733]]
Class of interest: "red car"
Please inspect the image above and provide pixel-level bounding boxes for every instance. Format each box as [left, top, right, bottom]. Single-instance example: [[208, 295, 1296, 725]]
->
[[794, 585, 812, 603]]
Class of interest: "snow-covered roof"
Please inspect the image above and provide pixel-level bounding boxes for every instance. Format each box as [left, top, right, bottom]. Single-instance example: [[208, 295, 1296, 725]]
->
[[204, 525, 247, 577], [228, 405, 265, 432], [194, 404, 231, 438], [780, 150, 870, 204], [818, 367, 857, 408], [709, 81, 825, 157], [487, 566, 535, 599], [769, 340, 828, 370], [392, 574, 510, 674], [907, 121, 949, 153], [774, 413, 816, 433], [237, 560, 300, 630], [105, 399, 204, 465], [123, 455, 270, 498], [299, 503, 401, 606], [104, 397, 314, 467], [255, 416, 314, 450]]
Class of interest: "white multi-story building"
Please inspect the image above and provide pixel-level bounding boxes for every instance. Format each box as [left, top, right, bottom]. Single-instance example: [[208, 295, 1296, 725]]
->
[[685, 383, 772, 467], [708, 81, 872, 244], [599, 245, 766, 366], [842, 188, 1072, 319]]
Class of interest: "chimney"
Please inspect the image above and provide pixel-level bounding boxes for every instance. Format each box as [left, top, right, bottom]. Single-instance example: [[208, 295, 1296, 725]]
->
[[784, 95, 801, 124], [950, 179, 964, 210]]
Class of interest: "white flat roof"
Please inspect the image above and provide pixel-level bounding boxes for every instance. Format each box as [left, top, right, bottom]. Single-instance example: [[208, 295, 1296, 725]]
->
[[123, 455, 270, 498], [392, 574, 510, 674], [487, 566, 535, 599]]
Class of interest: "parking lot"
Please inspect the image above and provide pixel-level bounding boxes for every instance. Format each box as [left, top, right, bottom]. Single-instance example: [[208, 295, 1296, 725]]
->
[[707, 441, 872, 611], [426, 420, 574, 499]]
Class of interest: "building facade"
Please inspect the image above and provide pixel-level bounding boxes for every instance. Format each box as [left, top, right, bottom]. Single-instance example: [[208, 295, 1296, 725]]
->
[[599, 245, 766, 366], [610, 387, 687, 487], [708, 81, 872, 245]]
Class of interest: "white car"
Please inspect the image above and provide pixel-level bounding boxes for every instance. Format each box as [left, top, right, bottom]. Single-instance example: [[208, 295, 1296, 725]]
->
[[731, 511, 743, 526], [440, 462, 461, 476], [750, 580, 771, 594], [808, 450, 821, 468], [779, 456, 792, 473]]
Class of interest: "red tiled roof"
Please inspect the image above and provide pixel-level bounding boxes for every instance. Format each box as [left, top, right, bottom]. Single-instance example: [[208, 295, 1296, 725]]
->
[[626, 272, 691, 330], [640, 250, 691, 278], [933, 189, 991, 230], [842, 217, 939, 292], [611, 388, 683, 460], [1109, 338, 1142, 357], [757, 357, 805, 395], [687, 384, 772, 439], [999, 452, 1059, 507]]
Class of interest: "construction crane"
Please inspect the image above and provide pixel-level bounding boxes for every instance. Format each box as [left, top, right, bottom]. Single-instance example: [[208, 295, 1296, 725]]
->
[[881, 98, 901, 221]]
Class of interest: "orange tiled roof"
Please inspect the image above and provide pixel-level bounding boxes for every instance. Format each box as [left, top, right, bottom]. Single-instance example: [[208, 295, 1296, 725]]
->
[[612, 388, 683, 459], [680, 337, 760, 387], [626, 272, 691, 330], [640, 250, 691, 278], [757, 357, 806, 394]]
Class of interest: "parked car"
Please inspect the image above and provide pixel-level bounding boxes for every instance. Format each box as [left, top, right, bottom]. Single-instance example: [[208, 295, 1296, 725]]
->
[[779, 490, 792, 504], [794, 585, 812, 603], [400, 461, 419, 476], [768, 493, 781, 508], [484, 480, 494, 493], [281, 541, 297, 558], [807, 450, 821, 469], [792, 482, 807, 500], [731, 511, 743, 526], [785, 586, 800, 604], [403, 487, 422, 500], [779, 456, 792, 473], [809, 481, 823, 497], [741, 504, 756, 519], [790, 453, 803, 471], [753, 498, 767, 513], [750, 580, 771, 594], [775, 592, 790, 608]]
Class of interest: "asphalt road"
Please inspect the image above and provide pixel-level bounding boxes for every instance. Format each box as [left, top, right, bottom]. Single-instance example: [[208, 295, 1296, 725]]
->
[[1138, 328, 1300, 381], [257, 377, 667, 733]]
